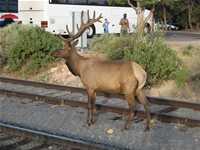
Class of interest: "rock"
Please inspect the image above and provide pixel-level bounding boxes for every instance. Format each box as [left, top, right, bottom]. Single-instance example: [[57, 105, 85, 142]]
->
[[67, 72, 72, 76], [107, 129, 114, 134], [50, 68, 58, 73]]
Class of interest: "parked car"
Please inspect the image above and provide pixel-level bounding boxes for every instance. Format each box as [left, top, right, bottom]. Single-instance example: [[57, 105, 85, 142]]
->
[[159, 22, 183, 30]]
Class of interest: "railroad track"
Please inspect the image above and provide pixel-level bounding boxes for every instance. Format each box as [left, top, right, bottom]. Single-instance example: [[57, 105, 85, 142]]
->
[[0, 123, 107, 150], [1, 77, 200, 127], [0, 77, 200, 149]]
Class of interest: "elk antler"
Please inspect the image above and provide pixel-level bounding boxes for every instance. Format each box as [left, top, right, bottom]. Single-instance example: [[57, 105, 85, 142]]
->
[[57, 10, 103, 43]]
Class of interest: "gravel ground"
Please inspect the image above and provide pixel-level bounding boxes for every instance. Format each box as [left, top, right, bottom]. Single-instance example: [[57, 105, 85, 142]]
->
[[0, 132, 65, 150], [0, 94, 200, 150]]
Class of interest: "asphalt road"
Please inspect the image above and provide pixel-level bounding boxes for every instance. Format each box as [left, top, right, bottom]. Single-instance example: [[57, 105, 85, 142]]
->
[[164, 32, 200, 41], [87, 32, 200, 43]]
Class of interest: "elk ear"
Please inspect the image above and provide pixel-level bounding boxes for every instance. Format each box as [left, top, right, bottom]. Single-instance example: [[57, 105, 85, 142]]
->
[[73, 39, 79, 46]]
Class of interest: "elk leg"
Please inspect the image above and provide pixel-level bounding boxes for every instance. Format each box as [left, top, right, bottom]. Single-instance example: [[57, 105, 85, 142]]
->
[[86, 89, 96, 126], [122, 94, 137, 131], [91, 91, 96, 124], [136, 89, 152, 131]]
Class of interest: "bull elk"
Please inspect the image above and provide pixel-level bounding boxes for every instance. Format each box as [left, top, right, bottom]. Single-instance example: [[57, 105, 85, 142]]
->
[[51, 10, 151, 131]]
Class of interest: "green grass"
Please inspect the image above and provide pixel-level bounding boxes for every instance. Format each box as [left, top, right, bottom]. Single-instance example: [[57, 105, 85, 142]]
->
[[186, 44, 194, 50], [33, 73, 51, 83], [182, 50, 192, 56], [173, 68, 189, 88]]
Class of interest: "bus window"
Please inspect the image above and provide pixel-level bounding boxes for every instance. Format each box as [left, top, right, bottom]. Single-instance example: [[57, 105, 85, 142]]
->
[[51, 0, 67, 3], [8, 0, 18, 12], [88, 0, 106, 5], [68, 0, 87, 4], [0, 0, 6, 12]]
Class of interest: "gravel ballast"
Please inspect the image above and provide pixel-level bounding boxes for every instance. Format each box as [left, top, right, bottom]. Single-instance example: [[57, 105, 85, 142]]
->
[[0, 94, 200, 150]]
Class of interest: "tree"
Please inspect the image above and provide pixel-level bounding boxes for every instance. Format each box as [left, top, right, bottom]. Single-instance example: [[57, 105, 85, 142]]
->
[[127, 0, 156, 34], [176, 8, 189, 30], [188, 0, 194, 30], [107, 0, 160, 34], [192, 0, 200, 31], [159, 0, 181, 31], [180, 0, 197, 31], [157, 3, 165, 31]]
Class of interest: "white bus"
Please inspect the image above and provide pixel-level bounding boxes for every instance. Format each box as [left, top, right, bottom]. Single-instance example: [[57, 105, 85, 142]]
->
[[0, 0, 18, 27], [18, 0, 150, 37]]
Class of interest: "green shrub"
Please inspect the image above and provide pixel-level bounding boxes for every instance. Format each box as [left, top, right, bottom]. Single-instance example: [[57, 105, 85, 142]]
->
[[0, 23, 62, 74], [89, 34, 131, 54], [0, 23, 21, 67], [33, 72, 51, 82], [186, 44, 194, 50], [173, 68, 189, 88], [89, 30, 181, 85], [182, 50, 192, 56]]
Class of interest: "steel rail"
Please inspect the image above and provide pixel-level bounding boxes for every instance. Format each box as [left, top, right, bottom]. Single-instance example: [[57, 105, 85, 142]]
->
[[0, 123, 108, 150], [1, 77, 200, 110], [1, 89, 200, 128]]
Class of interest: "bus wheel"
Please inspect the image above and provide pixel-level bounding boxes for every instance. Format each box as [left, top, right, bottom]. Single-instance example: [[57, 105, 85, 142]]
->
[[2, 18, 14, 27], [87, 24, 95, 38]]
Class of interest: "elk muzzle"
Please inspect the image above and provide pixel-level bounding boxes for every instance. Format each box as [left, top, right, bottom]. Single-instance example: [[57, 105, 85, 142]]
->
[[51, 50, 59, 58], [51, 47, 69, 59]]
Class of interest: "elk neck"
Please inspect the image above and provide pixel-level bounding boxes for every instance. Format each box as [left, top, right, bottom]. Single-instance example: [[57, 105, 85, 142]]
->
[[65, 47, 86, 77]]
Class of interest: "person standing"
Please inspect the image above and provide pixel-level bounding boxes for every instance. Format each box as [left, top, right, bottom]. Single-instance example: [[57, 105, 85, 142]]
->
[[119, 13, 130, 37], [103, 18, 110, 33]]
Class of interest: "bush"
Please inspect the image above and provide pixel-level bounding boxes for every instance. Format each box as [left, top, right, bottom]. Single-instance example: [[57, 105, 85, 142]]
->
[[0, 23, 62, 74], [173, 68, 189, 88], [182, 50, 192, 56], [186, 44, 194, 50], [89, 30, 182, 85], [0, 23, 20, 67]]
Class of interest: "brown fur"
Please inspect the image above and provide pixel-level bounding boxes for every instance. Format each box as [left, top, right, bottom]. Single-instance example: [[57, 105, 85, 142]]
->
[[51, 41, 151, 131], [51, 10, 151, 131]]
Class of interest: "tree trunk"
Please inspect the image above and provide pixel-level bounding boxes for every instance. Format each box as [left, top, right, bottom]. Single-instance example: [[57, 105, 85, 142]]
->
[[169, 20, 171, 31], [161, 20, 164, 31], [197, 22, 200, 31], [150, 10, 153, 31], [127, 0, 154, 35], [137, 2, 145, 35], [163, 5, 167, 31], [188, 1, 193, 31]]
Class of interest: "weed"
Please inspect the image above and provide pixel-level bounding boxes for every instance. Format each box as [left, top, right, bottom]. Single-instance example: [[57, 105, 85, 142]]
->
[[60, 99, 65, 106], [173, 68, 189, 88], [33, 73, 51, 83], [175, 109, 180, 114], [182, 50, 192, 56], [186, 44, 194, 50]]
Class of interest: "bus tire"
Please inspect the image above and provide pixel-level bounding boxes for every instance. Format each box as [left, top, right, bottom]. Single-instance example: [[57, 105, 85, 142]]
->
[[2, 18, 14, 27], [87, 24, 95, 38]]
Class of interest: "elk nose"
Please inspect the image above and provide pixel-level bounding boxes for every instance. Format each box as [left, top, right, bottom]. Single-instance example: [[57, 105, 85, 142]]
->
[[51, 51, 57, 57]]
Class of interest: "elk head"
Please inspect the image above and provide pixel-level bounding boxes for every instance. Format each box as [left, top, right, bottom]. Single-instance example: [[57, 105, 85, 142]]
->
[[51, 10, 103, 59]]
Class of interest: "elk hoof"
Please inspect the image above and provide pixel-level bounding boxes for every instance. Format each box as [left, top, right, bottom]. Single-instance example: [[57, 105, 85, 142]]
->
[[85, 122, 91, 127], [121, 127, 127, 131], [91, 119, 95, 124], [121, 128, 126, 132], [145, 126, 151, 131]]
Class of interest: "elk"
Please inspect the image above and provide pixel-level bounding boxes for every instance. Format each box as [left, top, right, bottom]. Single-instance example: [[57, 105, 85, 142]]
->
[[51, 10, 151, 131]]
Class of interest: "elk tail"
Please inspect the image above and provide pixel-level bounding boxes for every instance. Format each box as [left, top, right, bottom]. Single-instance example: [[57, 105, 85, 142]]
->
[[131, 62, 147, 90]]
